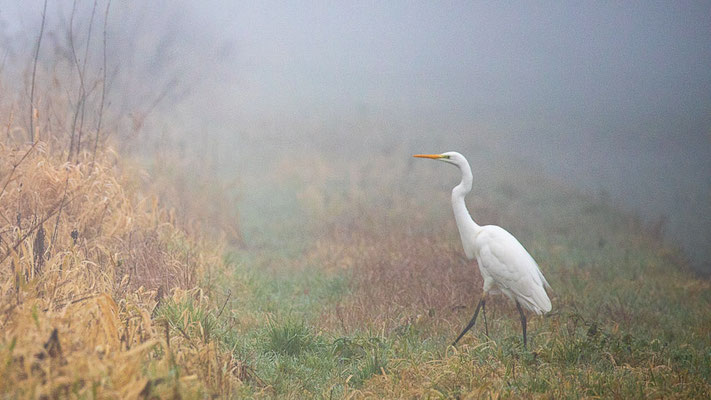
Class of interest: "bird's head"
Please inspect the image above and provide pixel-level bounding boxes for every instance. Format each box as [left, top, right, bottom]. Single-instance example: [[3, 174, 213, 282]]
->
[[413, 151, 468, 168]]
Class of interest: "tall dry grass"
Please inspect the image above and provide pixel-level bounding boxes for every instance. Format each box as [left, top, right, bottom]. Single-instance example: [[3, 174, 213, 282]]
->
[[0, 4, 253, 395], [0, 137, 242, 397]]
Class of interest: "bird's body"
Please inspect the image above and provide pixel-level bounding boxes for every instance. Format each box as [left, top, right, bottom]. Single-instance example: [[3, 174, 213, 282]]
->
[[471, 225, 551, 314], [414, 151, 551, 348]]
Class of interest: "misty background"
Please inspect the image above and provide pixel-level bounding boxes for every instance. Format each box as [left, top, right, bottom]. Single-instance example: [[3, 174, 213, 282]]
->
[[1, 1, 710, 271]]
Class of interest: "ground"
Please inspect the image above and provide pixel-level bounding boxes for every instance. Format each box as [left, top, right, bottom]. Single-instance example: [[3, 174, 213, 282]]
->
[[1, 144, 709, 399]]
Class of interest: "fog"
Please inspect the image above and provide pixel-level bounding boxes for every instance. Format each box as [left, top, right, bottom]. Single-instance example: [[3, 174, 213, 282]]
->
[[2, 1, 710, 271]]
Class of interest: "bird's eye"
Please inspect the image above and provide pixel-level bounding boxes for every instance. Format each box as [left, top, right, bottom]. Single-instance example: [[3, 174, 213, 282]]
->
[[442, 155, 450, 159]]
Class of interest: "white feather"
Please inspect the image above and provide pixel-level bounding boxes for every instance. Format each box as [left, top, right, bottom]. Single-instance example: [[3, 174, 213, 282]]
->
[[474, 225, 551, 314]]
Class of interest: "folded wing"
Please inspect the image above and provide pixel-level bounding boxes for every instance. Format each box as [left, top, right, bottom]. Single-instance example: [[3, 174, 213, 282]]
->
[[476, 226, 551, 314]]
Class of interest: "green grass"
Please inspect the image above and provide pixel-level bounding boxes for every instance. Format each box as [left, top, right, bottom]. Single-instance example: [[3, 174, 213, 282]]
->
[[214, 247, 709, 398], [212, 252, 390, 397], [264, 319, 317, 356]]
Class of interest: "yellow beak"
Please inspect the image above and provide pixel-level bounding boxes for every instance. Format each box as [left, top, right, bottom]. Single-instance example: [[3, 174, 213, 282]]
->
[[413, 154, 443, 159]]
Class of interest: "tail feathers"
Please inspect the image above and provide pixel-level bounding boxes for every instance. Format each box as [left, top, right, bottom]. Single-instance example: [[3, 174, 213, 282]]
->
[[519, 285, 552, 315], [539, 270, 551, 289]]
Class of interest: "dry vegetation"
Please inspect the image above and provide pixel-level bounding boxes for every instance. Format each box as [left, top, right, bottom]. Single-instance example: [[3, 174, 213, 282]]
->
[[0, 138, 243, 398], [313, 222, 478, 334], [0, 4, 255, 395], [0, 3, 256, 396]]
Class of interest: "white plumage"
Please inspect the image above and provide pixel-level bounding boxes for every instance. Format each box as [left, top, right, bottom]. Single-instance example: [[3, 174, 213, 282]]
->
[[474, 225, 551, 314], [414, 151, 552, 348]]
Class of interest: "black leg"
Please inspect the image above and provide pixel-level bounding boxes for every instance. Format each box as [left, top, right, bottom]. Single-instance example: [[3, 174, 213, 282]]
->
[[482, 300, 489, 337], [516, 301, 527, 349], [452, 298, 485, 346]]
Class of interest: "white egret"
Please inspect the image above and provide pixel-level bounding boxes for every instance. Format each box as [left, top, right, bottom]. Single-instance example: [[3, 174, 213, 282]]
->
[[414, 152, 551, 348]]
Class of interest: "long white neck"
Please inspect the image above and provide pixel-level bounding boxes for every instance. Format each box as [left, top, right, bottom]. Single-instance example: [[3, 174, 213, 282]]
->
[[451, 159, 481, 259]]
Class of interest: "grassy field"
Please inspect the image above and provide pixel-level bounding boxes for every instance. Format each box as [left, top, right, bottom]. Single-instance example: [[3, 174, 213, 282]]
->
[[1, 137, 709, 399], [213, 151, 711, 398]]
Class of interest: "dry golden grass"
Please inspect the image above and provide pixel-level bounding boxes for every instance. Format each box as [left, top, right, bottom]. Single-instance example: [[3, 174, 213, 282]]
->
[[0, 137, 242, 398]]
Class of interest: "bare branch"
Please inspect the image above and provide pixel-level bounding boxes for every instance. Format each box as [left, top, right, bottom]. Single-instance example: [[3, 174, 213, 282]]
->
[[76, 0, 99, 158], [92, 0, 112, 167], [49, 174, 71, 258], [29, 0, 49, 142], [67, 0, 83, 162]]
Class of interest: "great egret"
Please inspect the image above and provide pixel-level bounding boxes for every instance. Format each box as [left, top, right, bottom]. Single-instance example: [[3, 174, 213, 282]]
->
[[414, 152, 551, 349]]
